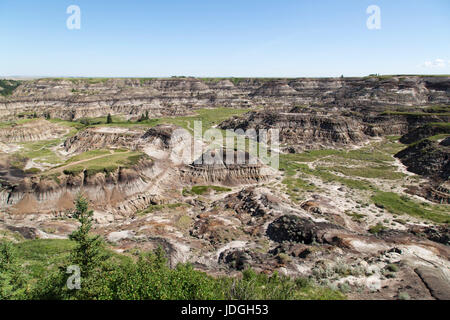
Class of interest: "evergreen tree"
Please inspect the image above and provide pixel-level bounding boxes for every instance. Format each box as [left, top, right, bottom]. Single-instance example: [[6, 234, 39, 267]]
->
[[106, 113, 112, 124], [138, 110, 149, 122], [69, 194, 105, 278], [0, 241, 27, 299]]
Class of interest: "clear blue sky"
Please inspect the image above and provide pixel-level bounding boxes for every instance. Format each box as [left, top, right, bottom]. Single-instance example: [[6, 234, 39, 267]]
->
[[1, 0, 449, 77]]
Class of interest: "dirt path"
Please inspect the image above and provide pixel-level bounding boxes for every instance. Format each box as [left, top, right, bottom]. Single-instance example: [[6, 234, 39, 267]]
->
[[46, 150, 128, 174]]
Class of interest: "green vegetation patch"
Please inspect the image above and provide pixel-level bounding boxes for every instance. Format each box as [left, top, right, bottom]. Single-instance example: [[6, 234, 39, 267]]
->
[[14, 139, 63, 168], [0, 195, 345, 300], [84, 107, 249, 132], [368, 223, 387, 234], [61, 151, 147, 176], [427, 134, 450, 142], [0, 79, 21, 96], [382, 111, 450, 117], [13, 239, 76, 279], [371, 192, 450, 224], [330, 165, 405, 180], [183, 185, 232, 196], [279, 154, 375, 191], [138, 203, 188, 216], [65, 149, 112, 163], [161, 107, 250, 132], [426, 122, 450, 129], [345, 211, 366, 222]]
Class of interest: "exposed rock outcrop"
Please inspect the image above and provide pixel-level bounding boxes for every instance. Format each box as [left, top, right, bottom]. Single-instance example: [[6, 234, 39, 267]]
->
[[0, 119, 69, 143], [64, 127, 144, 153], [180, 149, 273, 185], [400, 124, 450, 144], [395, 138, 449, 180], [0, 157, 156, 214], [218, 107, 449, 152], [1, 76, 449, 121], [266, 215, 347, 245]]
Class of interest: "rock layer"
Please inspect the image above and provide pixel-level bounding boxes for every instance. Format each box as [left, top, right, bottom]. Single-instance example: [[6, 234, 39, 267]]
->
[[1, 76, 449, 121]]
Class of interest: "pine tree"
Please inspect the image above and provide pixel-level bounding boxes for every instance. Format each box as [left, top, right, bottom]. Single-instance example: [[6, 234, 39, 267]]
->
[[0, 241, 26, 299], [69, 194, 105, 278], [106, 113, 112, 124]]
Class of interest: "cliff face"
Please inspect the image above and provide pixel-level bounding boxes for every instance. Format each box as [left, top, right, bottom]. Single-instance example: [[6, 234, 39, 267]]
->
[[218, 107, 449, 152], [400, 124, 450, 144], [180, 149, 273, 185], [0, 158, 156, 214], [64, 127, 144, 153], [0, 76, 449, 120], [395, 138, 450, 181], [0, 119, 69, 143]]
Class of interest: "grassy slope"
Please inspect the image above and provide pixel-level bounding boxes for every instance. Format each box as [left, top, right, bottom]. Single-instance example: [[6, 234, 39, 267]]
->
[[279, 138, 449, 224], [372, 192, 450, 224]]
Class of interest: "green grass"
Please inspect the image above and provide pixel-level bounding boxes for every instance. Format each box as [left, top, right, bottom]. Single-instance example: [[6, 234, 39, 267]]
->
[[86, 107, 249, 132], [427, 134, 450, 142], [277, 137, 411, 196], [279, 154, 375, 192], [382, 111, 450, 117], [424, 105, 450, 113], [138, 203, 188, 216], [13, 239, 76, 279], [385, 135, 402, 142], [310, 168, 374, 190], [371, 192, 450, 224], [14, 139, 63, 167], [45, 77, 110, 85], [175, 215, 193, 230], [0, 79, 21, 96], [330, 165, 405, 180], [345, 211, 366, 222], [0, 118, 40, 128], [279, 145, 397, 164], [11, 238, 131, 287], [161, 107, 250, 132], [368, 223, 387, 234], [61, 151, 147, 176], [4, 238, 346, 300], [426, 122, 450, 129], [65, 149, 112, 163], [183, 185, 232, 196]]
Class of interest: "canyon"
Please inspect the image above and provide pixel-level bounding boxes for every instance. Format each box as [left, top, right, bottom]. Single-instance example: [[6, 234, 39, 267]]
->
[[0, 75, 449, 300]]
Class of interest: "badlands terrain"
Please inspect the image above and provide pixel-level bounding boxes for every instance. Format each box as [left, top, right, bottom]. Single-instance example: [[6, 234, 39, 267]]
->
[[0, 76, 449, 300]]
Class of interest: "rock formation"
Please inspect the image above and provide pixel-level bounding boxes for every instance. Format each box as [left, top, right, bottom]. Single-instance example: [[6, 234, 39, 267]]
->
[[1, 76, 449, 121]]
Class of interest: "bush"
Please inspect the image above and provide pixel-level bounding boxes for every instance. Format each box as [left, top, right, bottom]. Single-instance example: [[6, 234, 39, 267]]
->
[[0, 241, 27, 299], [386, 264, 399, 273], [23, 198, 345, 301], [398, 292, 410, 300], [368, 223, 387, 234]]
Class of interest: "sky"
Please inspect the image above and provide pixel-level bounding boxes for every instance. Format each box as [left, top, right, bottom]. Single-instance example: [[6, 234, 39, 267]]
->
[[0, 0, 449, 78]]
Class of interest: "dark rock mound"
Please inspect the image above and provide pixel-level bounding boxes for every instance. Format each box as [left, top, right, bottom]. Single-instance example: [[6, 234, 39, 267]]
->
[[400, 124, 450, 144], [409, 225, 450, 246], [266, 215, 343, 244], [6, 225, 40, 239], [141, 124, 180, 148], [218, 249, 267, 271], [395, 139, 450, 180]]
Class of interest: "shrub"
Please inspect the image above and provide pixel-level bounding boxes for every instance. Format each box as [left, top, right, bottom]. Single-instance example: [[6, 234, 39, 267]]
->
[[368, 223, 387, 234], [386, 264, 399, 273], [398, 292, 410, 300], [0, 241, 27, 299]]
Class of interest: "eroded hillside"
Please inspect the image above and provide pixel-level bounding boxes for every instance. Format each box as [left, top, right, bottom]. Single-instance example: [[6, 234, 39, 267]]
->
[[0, 76, 449, 300]]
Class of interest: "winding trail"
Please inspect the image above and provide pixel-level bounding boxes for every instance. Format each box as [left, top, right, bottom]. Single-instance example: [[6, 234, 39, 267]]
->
[[45, 150, 130, 174]]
